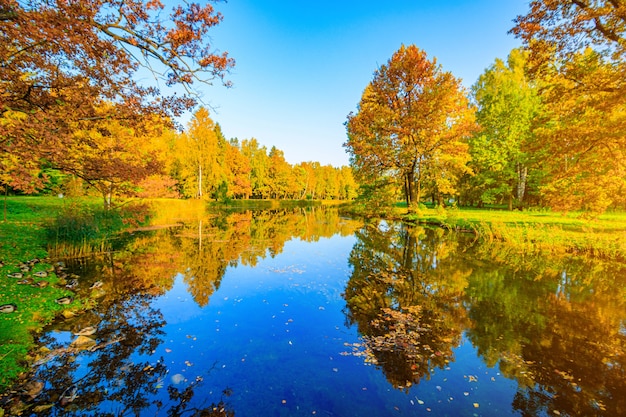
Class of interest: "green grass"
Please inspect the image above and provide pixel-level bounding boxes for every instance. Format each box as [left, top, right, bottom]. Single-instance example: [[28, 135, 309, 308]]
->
[[402, 206, 626, 260], [0, 196, 138, 391], [0, 198, 83, 390]]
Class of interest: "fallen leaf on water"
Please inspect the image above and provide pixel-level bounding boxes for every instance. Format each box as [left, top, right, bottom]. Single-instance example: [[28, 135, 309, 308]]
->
[[32, 404, 54, 413], [473, 403, 480, 408]]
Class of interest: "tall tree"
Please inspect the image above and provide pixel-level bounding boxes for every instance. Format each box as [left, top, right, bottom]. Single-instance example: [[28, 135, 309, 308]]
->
[[1, 0, 233, 190], [178, 108, 224, 199], [224, 139, 252, 199], [512, 0, 626, 213], [345, 44, 475, 208], [267, 146, 292, 199], [468, 48, 542, 209], [533, 49, 626, 212], [241, 138, 270, 199]]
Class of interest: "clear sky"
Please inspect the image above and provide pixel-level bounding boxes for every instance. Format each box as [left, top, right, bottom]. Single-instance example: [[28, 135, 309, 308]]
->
[[187, 0, 530, 167]]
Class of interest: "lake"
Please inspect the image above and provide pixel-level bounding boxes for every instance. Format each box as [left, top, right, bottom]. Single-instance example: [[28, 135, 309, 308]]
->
[[16, 207, 626, 416]]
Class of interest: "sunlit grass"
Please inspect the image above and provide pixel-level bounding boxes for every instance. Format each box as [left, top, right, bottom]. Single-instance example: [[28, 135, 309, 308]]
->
[[0, 197, 83, 389], [0, 196, 137, 390], [403, 206, 626, 260]]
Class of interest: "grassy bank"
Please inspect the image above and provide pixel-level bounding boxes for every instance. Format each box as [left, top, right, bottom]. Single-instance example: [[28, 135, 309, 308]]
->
[[0, 196, 144, 391], [403, 206, 626, 260]]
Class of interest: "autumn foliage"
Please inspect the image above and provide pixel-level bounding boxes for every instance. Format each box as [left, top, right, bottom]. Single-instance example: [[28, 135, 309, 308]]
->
[[345, 45, 475, 208], [1, 0, 233, 198]]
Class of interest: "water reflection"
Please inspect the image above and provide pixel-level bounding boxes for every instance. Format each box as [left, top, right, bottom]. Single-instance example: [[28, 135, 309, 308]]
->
[[3, 207, 626, 416], [19, 292, 235, 416], [343, 222, 472, 388], [3, 207, 360, 416], [465, 248, 626, 416], [344, 220, 626, 416]]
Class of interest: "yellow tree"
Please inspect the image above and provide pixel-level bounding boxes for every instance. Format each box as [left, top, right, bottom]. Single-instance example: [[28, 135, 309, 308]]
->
[[224, 139, 252, 199], [267, 146, 291, 199], [338, 166, 358, 200], [56, 105, 164, 208], [178, 108, 224, 199], [512, 1, 626, 212], [241, 138, 270, 199], [533, 49, 626, 212], [345, 45, 475, 208], [1, 0, 233, 192]]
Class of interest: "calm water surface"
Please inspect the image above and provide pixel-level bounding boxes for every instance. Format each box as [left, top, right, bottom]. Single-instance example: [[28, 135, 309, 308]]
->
[[19, 208, 626, 416]]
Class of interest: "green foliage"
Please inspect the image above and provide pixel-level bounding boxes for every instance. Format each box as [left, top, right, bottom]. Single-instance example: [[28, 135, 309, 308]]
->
[[466, 48, 542, 209], [45, 200, 149, 258], [354, 180, 399, 217]]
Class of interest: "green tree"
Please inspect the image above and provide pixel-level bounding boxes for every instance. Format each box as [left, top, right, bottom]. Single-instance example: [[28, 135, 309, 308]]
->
[[345, 44, 475, 209], [468, 48, 542, 209]]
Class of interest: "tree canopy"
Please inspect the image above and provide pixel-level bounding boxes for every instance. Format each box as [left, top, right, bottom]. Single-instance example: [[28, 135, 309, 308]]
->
[[512, 0, 626, 213], [466, 48, 542, 209], [345, 44, 475, 208], [1, 0, 234, 192]]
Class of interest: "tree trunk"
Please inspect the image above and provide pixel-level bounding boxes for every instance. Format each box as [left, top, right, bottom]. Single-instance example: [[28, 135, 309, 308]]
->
[[516, 163, 528, 208], [101, 182, 113, 210], [405, 170, 418, 208], [3, 184, 7, 222], [414, 159, 422, 205], [198, 162, 203, 199]]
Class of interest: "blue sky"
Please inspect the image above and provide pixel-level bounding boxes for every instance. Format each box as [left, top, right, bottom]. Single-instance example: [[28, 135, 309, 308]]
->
[[188, 0, 529, 167]]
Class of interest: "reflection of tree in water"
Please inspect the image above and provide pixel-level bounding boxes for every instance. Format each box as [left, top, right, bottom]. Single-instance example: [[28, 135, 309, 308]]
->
[[3, 207, 360, 415], [6, 292, 234, 416], [343, 221, 472, 388], [178, 207, 360, 306], [465, 242, 626, 416], [346, 220, 626, 414]]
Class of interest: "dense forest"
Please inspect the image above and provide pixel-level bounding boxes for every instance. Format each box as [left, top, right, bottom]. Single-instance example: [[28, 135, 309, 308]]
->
[[10, 106, 359, 205]]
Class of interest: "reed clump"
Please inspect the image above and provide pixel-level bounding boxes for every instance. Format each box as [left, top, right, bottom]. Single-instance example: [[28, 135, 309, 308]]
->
[[46, 200, 149, 258]]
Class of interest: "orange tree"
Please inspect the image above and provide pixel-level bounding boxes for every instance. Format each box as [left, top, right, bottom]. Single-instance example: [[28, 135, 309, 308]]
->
[[345, 45, 475, 209], [0, 0, 233, 192]]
